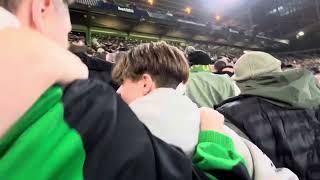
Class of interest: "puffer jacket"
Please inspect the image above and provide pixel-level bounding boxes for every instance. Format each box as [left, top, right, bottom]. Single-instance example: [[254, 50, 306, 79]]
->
[[217, 95, 320, 180]]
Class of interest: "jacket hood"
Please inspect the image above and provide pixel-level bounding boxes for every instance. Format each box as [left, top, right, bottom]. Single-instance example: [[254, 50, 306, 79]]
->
[[237, 69, 320, 109], [129, 88, 200, 156]]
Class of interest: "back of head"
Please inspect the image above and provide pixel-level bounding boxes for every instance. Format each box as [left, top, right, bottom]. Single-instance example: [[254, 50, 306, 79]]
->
[[188, 50, 212, 66], [1, 0, 74, 49], [233, 51, 282, 81], [0, 0, 21, 13], [281, 63, 294, 71], [114, 51, 127, 64], [184, 46, 196, 58], [310, 67, 320, 75], [69, 44, 87, 54], [214, 60, 227, 73], [112, 41, 189, 88]]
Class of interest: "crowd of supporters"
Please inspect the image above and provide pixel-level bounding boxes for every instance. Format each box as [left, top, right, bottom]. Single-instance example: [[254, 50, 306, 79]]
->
[[1, 1, 320, 180], [69, 33, 242, 60], [69, 33, 320, 75]]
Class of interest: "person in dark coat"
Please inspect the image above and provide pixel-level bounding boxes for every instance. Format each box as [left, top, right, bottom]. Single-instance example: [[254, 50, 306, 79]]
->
[[216, 51, 320, 180]]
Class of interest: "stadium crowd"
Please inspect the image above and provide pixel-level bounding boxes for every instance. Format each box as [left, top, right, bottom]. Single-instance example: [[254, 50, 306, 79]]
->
[[69, 34, 242, 60], [1, 1, 320, 180]]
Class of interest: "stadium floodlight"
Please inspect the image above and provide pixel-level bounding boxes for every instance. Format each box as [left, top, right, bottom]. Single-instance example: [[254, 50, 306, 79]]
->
[[215, 15, 221, 21], [184, 7, 192, 14], [297, 31, 305, 36], [148, 0, 154, 5], [296, 31, 305, 39]]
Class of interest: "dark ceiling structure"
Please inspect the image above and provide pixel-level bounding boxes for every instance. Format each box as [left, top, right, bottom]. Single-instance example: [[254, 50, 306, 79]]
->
[[113, 0, 318, 36], [72, 0, 320, 52]]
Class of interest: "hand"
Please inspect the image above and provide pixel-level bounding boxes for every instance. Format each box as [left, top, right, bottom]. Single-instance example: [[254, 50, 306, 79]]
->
[[199, 107, 225, 133]]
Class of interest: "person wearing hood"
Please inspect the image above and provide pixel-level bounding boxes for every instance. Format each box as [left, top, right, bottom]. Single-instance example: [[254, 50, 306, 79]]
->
[[216, 51, 320, 180], [186, 50, 240, 108], [186, 51, 298, 180]]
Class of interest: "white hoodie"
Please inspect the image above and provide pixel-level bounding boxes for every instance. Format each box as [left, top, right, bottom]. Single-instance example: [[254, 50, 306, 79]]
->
[[130, 88, 200, 156]]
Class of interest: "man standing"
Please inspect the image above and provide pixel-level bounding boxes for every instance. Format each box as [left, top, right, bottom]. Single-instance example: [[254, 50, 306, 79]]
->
[[217, 51, 320, 180], [186, 50, 240, 108]]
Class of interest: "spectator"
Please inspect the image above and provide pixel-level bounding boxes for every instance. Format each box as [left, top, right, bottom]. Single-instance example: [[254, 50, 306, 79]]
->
[[68, 41, 119, 89], [213, 60, 227, 73], [216, 51, 320, 180], [97, 47, 105, 54], [112, 42, 200, 156], [185, 46, 196, 58], [112, 42, 299, 180], [0, 1, 251, 180], [310, 66, 320, 85], [114, 51, 126, 63], [281, 63, 294, 71], [188, 50, 213, 68], [69, 43, 88, 54], [106, 51, 117, 63], [186, 50, 240, 108], [0, 19, 293, 180]]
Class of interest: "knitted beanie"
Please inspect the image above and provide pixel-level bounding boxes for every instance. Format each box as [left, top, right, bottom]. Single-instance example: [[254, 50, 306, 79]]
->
[[188, 50, 212, 66]]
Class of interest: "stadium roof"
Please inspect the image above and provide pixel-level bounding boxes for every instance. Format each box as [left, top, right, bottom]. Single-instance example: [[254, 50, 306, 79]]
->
[[73, 0, 320, 51], [113, 0, 319, 39]]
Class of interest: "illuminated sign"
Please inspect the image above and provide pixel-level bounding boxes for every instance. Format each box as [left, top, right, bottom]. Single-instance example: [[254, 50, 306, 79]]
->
[[118, 7, 134, 13]]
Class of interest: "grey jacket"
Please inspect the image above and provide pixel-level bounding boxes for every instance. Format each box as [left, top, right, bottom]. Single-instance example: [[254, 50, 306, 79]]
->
[[224, 126, 298, 180]]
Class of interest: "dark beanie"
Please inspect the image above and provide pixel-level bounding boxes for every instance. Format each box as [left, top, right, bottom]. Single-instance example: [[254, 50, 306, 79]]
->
[[188, 50, 212, 66]]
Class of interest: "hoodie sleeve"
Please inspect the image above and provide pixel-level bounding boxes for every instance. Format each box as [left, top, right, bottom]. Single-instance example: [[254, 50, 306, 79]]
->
[[242, 139, 299, 180], [193, 131, 251, 180]]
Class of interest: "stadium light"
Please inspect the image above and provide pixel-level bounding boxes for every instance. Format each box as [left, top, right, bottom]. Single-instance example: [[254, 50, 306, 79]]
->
[[298, 31, 305, 36], [215, 15, 221, 21], [148, 0, 154, 5], [296, 31, 305, 39], [184, 7, 192, 15]]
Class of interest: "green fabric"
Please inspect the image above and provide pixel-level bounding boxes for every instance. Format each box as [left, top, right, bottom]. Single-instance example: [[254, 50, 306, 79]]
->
[[193, 131, 246, 180], [238, 69, 320, 109], [233, 51, 282, 81], [186, 72, 238, 108], [190, 65, 212, 73], [0, 87, 85, 180]]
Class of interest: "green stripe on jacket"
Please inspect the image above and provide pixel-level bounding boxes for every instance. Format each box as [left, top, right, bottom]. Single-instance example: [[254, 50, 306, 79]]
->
[[0, 87, 85, 180]]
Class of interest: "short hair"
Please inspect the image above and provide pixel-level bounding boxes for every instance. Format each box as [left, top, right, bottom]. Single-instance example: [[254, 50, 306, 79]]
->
[[112, 41, 189, 89], [310, 67, 320, 75], [214, 60, 227, 72], [188, 50, 212, 66], [0, 0, 74, 13], [114, 51, 127, 63], [185, 46, 196, 57], [0, 0, 20, 12]]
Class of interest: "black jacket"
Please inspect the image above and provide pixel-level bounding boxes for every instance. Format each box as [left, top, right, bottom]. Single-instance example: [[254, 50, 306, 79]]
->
[[64, 80, 208, 179], [217, 95, 320, 180], [76, 52, 119, 90]]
